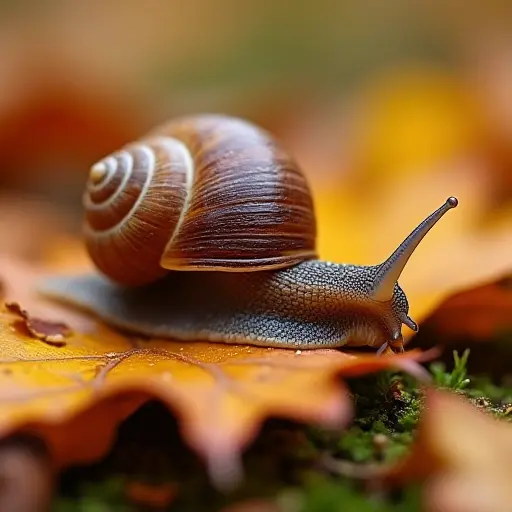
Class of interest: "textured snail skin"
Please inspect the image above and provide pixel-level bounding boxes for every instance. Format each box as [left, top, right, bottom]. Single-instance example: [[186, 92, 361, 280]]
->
[[83, 115, 316, 286], [41, 260, 409, 349]]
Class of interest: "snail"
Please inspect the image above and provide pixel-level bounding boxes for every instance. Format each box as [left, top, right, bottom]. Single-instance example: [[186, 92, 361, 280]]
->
[[40, 114, 458, 353]]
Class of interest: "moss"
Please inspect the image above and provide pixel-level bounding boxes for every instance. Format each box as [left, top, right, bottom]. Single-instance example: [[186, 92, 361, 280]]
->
[[314, 366, 423, 467]]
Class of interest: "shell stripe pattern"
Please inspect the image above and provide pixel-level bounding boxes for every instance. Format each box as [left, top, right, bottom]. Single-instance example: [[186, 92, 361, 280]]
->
[[157, 116, 317, 271], [83, 115, 317, 286]]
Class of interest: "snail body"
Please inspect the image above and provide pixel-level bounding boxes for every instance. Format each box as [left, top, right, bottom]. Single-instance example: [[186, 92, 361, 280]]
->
[[41, 115, 458, 352]]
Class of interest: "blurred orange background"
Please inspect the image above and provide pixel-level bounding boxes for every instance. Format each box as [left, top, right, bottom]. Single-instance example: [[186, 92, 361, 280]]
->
[[0, 0, 511, 262]]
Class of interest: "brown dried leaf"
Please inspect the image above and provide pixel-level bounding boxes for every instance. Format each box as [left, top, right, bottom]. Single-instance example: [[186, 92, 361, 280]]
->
[[5, 301, 71, 347], [419, 274, 512, 341]]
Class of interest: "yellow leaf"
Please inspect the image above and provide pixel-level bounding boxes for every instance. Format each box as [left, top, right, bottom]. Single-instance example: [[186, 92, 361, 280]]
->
[[0, 258, 427, 488], [350, 67, 489, 182]]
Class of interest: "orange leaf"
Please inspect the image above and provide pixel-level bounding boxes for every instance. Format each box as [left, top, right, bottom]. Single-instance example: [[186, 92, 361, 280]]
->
[[0, 258, 428, 489], [419, 275, 512, 341]]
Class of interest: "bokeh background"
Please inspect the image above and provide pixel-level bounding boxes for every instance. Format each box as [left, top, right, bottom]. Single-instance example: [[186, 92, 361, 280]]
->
[[0, 0, 511, 267]]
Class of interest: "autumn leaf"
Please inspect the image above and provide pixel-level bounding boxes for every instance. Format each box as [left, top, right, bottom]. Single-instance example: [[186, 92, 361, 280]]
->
[[0, 256, 96, 334], [401, 273, 512, 380], [0, 256, 430, 490], [417, 274, 512, 342], [383, 389, 512, 512], [349, 68, 490, 183], [5, 301, 72, 347]]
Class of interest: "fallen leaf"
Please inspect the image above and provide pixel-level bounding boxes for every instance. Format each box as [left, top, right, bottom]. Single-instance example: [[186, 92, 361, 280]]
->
[[5, 301, 71, 347], [347, 67, 493, 184], [418, 274, 512, 341], [0, 180, 504, 490], [0, 319, 428, 488], [405, 273, 512, 378], [0, 256, 96, 334], [384, 389, 512, 512], [0, 257, 429, 489]]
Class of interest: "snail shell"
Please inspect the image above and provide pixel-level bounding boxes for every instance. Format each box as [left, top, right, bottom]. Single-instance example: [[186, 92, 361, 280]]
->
[[83, 115, 317, 286]]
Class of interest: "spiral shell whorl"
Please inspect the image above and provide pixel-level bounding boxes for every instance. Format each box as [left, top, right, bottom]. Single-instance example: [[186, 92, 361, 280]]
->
[[83, 137, 193, 286]]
